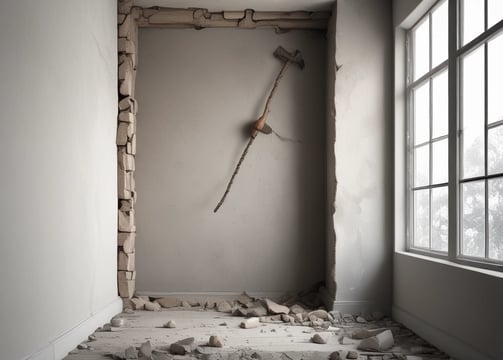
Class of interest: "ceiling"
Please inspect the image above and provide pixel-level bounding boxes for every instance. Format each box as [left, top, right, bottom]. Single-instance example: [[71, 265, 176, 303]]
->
[[133, 0, 334, 12]]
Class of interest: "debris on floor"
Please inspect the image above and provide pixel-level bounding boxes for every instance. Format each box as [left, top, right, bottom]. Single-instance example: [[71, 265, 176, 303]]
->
[[64, 291, 452, 360]]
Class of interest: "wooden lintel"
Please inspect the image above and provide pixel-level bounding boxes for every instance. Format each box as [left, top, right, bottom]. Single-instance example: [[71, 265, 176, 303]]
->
[[135, 7, 330, 30]]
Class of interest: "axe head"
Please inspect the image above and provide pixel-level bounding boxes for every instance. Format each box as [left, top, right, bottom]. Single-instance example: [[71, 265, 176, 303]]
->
[[274, 46, 305, 69]]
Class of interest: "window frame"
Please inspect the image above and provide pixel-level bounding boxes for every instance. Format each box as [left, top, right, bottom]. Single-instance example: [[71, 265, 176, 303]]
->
[[405, 0, 503, 271]]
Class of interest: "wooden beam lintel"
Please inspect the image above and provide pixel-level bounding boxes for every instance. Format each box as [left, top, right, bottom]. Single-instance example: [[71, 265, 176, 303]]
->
[[135, 7, 330, 30]]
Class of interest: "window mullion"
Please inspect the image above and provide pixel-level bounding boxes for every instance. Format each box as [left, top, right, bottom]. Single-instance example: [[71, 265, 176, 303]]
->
[[448, 0, 458, 261], [484, 40, 489, 258]]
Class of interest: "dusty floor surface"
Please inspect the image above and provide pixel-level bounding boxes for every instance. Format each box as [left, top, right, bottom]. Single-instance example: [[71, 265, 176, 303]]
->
[[63, 308, 451, 360]]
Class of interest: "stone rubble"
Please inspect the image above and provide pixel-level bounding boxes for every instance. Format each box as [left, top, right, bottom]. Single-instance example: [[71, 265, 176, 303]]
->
[[163, 320, 176, 328], [208, 335, 224, 348]]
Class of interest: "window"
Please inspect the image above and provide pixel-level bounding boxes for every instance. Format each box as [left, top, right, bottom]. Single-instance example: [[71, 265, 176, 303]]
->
[[407, 0, 503, 268]]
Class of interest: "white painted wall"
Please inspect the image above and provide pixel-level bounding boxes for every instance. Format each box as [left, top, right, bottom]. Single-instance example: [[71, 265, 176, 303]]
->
[[135, 28, 327, 294], [393, 1, 503, 359], [0, 1, 121, 359], [334, 0, 394, 314]]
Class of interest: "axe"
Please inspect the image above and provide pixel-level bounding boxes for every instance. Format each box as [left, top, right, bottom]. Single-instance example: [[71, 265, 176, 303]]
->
[[213, 46, 305, 213]]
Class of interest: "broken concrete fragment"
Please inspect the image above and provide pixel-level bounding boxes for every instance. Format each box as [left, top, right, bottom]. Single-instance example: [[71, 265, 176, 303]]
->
[[349, 328, 387, 340], [356, 316, 367, 323], [181, 300, 191, 308], [290, 304, 305, 314], [246, 302, 267, 317], [139, 341, 152, 357], [293, 313, 303, 323], [216, 301, 232, 313], [77, 343, 89, 350], [88, 334, 97, 341], [240, 317, 260, 329], [163, 320, 176, 328], [111, 317, 126, 327], [169, 337, 195, 355], [308, 309, 329, 320], [357, 329, 394, 351], [264, 298, 289, 314], [155, 297, 180, 308], [342, 314, 355, 323], [131, 297, 146, 310], [145, 301, 161, 311], [311, 333, 329, 344], [208, 335, 223, 348], [125, 346, 138, 359], [281, 314, 290, 322]]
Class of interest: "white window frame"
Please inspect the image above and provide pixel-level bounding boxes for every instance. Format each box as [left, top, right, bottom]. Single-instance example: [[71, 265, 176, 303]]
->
[[405, 0, 503, 271]]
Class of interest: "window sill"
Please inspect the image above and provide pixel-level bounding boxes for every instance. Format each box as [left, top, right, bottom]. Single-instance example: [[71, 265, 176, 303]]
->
[[395, 250, 503, 279]]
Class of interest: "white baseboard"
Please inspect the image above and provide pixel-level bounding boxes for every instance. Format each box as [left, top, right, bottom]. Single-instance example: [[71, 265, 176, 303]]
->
[[25, 297, 123, 360], [392, 305, 494, 360], [333, 300, 390, 315]]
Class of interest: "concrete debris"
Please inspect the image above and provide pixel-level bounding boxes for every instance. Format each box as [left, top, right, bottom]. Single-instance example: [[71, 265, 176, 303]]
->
[[124, 308, 135, 314], [208, 335, 224, 348], [357, 329, 394, 351], [329, 350, 358, 360], [96, 323, 112, 332], [217, 301, 233, 313], [356, 316, 367, 323], [246, 301, 268, 317], [240, 317, 260, 329], [342, 314, 354, 323], [308, 309, 329, 320], [181, 300, 192, 308], [125, 345, 138, 359], [293, 313, 303, 323], [264, 298, 290, 315], [139, 341, 152, 357], [77, 343, 89, 350], [163, 320, 176, 328], [310, 333, 329, 344], [349, 328, 387, 339], [169, 337, 195, 355], [145, 301, 162, 311], [111, 317, 126, 327], [88, 334, 97, 341], [155, 297, 180, 308], [131, 297, 146, 310]]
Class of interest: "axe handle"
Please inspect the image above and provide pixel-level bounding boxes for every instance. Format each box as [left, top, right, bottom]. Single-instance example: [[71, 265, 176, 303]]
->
[[251, 60, 290, 138]]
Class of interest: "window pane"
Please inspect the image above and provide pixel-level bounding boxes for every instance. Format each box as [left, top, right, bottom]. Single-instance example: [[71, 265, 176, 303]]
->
[[461, 0, 485, 45], [462, 181, 486, 257], [432, 70, 448, 138], [431, 186, 448, 251], [414, 82, 430, 145], [488, 125, 503, 175], [413, 18, 430, 80], [488, 0, 503, 29], [414, 189, 430, 248], [432, 1, 448, 67], [462, 46, 485, 178], [488, 32, 503, 125], [488, 178, 503, 260], [415, 144, 430, 187], [432, 139, 448, 184]]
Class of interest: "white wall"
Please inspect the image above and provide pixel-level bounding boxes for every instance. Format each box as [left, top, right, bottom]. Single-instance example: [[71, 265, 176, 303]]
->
[[333, 0, 394, 314], [393, 1, 503, 359], [135, 28, 327, 294], [0, 1, 121, 359]]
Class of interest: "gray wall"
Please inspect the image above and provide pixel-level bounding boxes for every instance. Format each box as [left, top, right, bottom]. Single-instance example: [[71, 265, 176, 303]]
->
[[0, 1, 120, 359], [135, 28, 327, 294], [333, 0, 394, 314], [393, 1, 503, 359]]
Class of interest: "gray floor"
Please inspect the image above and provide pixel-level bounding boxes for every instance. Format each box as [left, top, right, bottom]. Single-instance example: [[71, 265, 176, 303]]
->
[[64, 309, 450, 360]]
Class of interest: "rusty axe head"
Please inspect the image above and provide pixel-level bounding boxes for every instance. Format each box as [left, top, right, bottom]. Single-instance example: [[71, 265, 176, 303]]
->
[[274, 46, 305, 69]]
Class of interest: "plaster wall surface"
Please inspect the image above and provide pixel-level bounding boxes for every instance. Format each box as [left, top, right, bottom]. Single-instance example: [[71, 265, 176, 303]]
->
[[135, 28, 327, 294], [334, 0, 394, 314], [0, 0, 119, 358], [393, 1, 503, 359]]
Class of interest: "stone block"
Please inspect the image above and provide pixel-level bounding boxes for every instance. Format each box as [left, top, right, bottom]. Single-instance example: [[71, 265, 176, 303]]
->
[[118, 209, 135, 232], [118, 169, 132, 200], [118, 110, 135, 123], [119, 70, 133, 97], [117, 122, 129, 146], [118, 148, 135, 171], [119, 55, 133, 80], [118, 270, 135, 281], [119, 15, 133, 39], [120, 199, 133, 212], [118, 279, 135, 298], [118, 250, 135, 271], [118, 37, 135, 54], [118, 0, 133, 14], [118, 231, 136, 253]]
